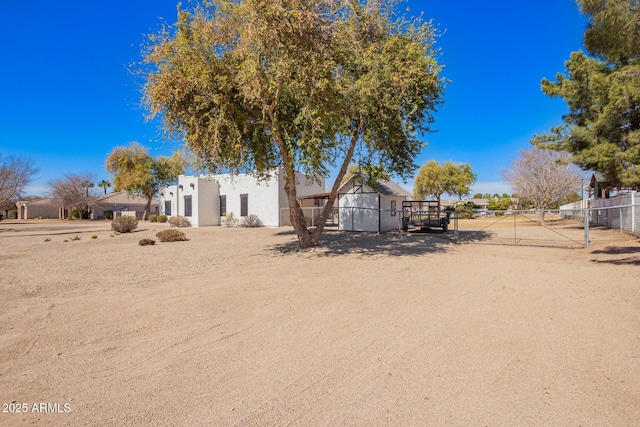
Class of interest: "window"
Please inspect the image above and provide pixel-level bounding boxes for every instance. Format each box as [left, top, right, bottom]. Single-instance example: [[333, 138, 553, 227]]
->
[[164, 201, 172, 216], [184, 195, 192, 217], [240, 194, 248, 217], [220, 195, 226, 216], [390, 200, 397, 217]]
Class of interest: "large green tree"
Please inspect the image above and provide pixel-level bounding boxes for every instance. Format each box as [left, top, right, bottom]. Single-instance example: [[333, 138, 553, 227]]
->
[[106, 143, 186, 220], [533, 0, 640, 189], [413, 160, 476, 209], [141, 0, 444, 248]]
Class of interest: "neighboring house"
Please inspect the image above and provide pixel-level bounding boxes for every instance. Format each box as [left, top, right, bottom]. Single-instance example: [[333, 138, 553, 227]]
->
[[338, 175, 411, 232], [16, 198, 67, 219], [15, 192, 159, 220], [441, 198, 491, 210], [94, 192, 160, 220], [159, 168, 326, 227], [589, 172, 612, 200]]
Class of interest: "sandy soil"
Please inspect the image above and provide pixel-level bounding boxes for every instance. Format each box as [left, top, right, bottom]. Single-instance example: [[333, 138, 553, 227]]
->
[[1, 220, 639, 426]]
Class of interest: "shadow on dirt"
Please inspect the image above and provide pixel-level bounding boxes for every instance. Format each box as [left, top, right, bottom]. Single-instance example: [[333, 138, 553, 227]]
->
[[590, 246, 640, 255], [271, 229, 492, 257], [590, 245, 640, 266]]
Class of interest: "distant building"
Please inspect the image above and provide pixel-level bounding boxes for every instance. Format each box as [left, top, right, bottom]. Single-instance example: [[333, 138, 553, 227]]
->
[[15, 192, 159, 220], [93, 192, 159, 220], [16, 198, 66, 219]]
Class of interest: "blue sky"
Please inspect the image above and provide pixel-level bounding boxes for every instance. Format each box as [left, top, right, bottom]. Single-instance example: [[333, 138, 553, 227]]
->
[[1, 0, 588, 197]]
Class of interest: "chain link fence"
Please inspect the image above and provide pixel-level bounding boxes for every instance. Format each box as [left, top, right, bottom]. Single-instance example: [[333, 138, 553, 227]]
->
[[454, 205, 639, 248], [279, 203, 639, 248]]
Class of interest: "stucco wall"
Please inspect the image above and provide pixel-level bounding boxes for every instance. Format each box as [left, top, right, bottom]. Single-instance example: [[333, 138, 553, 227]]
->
[[216, 173, 280, 226], [160, 176, 220, 227], [21, 204, 59, 219]]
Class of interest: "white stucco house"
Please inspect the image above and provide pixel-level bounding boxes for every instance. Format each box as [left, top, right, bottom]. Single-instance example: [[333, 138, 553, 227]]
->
[[159, 168, 325, 227], [338, 175, 411, 232]]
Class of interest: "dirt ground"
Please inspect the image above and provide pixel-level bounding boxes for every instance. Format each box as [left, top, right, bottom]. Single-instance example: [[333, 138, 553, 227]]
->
[[1, 219, 639, 426]]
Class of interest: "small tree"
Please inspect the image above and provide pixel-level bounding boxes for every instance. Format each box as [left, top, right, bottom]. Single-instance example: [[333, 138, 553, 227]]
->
[[0, 155, 38, 206], [413, 161, 477, 210], [106, 142, 186, 220], [488, 195, 514, 211], [49, 173, 98, 216], [502, 148, 581, 223]]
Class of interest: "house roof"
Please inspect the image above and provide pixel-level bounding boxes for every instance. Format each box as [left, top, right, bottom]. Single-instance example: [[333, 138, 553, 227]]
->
[[376, 179, 412, 197], [338, 175, 411, 197], [16, 197, 63, 207], [97, 192, 158, 205]]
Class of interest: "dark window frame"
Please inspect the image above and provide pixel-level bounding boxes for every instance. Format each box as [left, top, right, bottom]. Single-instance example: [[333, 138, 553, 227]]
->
[[184, 195, 192, 217], [240, 194, 248, 217], [220, 195, 227, 216]]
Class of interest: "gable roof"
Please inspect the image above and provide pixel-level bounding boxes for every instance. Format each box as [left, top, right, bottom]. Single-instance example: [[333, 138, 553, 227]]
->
[[338, 175, 411, 197], [16, 197, 63, 207]]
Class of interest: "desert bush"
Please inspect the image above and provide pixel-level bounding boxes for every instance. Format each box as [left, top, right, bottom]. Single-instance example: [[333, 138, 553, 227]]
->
[[111, 215, 138, 233], [138, 238, 156, 246], [71, 209, 89, 219], [91, 234, 98, 239], [156, 229, 188, 242], [169, 215, 191, 227], [223, 212, 238, 227], [70, 235, 81, 241], [149, 214, 158, 222], [242, 214, 263, 227], [157, 214, 168, 223]]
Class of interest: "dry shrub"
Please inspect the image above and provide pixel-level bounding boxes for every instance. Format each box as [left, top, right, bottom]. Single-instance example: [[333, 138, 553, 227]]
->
[[223, 212, 238, 227], [169, 215, 191, 227], [111, 216, 138, 233], [156, 229, 188, 242], [242, 214, 262, 227], [139, 238, 156, 246]]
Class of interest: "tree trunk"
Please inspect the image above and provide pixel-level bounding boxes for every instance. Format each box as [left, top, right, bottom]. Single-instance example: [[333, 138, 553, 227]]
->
[[283, 171, 316, 248], [143, 197, 152, 221], [311, 131, 359, 243]]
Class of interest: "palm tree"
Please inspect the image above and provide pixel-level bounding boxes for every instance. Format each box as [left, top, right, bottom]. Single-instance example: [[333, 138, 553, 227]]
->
[[97, 179, 111, 195]]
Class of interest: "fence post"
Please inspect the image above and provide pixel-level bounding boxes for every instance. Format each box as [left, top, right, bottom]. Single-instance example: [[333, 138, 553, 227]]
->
[[584, 208, 590, 247], [633, 192, 637, 234], [454, 212, 459, 243], [514, 211, 517, 245], [619, 207, 623, 233]]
